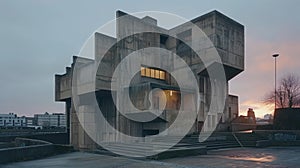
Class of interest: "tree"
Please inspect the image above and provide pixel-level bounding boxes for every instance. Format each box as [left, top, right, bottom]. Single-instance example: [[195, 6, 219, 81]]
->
[[265, 74, 300, 108]]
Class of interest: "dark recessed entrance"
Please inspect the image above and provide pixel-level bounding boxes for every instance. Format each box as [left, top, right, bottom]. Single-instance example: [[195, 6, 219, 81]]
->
[[142, 129, 159, 137]]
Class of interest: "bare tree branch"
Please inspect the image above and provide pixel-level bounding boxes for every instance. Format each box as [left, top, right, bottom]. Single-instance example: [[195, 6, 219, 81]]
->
[[264, 74, 300, 108]]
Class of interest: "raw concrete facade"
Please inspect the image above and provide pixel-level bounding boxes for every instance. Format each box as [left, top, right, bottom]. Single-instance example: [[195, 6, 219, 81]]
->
[[55, 10, 244, 150]]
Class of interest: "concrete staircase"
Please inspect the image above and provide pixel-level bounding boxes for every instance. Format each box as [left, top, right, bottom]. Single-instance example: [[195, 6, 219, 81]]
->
[[93, 132, 262, 159], [233, 132, 263, 147], [94, 141, 206, 159]]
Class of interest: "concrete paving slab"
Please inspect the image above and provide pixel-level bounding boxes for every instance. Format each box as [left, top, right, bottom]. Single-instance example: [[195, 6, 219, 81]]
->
[[164, 147, 300, 168], [3, 147, 300, 168], [1, 152, 186, 168]]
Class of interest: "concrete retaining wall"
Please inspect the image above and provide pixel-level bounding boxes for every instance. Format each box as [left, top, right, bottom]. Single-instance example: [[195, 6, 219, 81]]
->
[[0, 144, 55, 163], [255, 130, 300, 148], [0, 138, 73, 164], [274, 108, 300, 130], [0, 132, 68, 144]]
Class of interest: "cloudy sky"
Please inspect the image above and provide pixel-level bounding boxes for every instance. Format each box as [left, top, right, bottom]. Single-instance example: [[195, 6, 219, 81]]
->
[[1, 0, 299, 118]]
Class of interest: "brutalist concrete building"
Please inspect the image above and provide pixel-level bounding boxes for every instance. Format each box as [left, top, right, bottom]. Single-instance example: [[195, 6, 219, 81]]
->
[[55, 10, 244, 150]]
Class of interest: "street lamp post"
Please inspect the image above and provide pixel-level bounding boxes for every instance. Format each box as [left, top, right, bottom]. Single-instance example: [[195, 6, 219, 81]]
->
[[273, 53, 279, 110]]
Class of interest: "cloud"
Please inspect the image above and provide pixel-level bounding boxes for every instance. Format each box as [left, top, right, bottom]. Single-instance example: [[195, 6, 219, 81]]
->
[[240, 100, 274, 118]]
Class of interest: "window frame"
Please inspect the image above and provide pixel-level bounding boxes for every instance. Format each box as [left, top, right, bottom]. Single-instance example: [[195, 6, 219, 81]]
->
[[141, 66, 166, 80]]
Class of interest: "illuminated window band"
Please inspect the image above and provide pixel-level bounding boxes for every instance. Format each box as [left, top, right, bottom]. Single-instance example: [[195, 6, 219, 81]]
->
[[141, 66, 166, 80]]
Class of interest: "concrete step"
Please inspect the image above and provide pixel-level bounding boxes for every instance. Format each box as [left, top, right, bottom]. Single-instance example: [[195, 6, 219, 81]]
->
[[206, 144, 241, 150], [93, 132, 261, 158], [99, 142, 207, 158], [239, 141, 257, 147]]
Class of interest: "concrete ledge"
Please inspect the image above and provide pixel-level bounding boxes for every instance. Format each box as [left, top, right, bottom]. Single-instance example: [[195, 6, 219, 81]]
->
[[0, 139, 73, 164], [256, 140, 271, 148], [148, 146, 207, 160], [271, 140, 300, 146], [0, 132, 68, 144], [0, 144, 54, 163], [256, 140, 300, 148], [15, 137, 52, 146]]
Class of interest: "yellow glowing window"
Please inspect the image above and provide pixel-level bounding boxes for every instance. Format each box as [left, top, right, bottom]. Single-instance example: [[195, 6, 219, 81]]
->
[[151, 69, 155, 78], [145, 68, 150, 77], [155, 70, 160, 78], [141, 66, 166, 80], [141, 67, 146, 76], [159, 71, 165, 80]]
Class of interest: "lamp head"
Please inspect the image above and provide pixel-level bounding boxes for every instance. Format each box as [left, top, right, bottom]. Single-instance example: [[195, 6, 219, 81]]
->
[[272, 54, 279, 58]]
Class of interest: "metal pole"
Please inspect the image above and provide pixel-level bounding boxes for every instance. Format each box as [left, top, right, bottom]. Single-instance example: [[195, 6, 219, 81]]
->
[[273, 54, 279, 110], [275, 57, 277, 109]]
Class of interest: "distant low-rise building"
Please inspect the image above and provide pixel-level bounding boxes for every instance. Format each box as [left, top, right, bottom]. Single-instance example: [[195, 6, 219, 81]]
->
[[231, 108, 256, 131], [34, 112, 66, 128], [25, 117, 35, 126], [264, 114, 273, 120], [0, 113, 26, 127]]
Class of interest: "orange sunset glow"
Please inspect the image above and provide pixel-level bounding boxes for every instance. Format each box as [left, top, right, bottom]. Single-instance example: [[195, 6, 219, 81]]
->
[[230, 37, 300, 119], [239, 100, 274, 118]]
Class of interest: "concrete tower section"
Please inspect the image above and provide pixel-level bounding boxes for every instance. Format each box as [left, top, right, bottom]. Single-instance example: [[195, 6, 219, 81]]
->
[[55, 10, 244, 150]]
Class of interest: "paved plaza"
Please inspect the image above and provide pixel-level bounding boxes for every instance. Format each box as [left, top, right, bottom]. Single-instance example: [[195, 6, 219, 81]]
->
[[2, 147, 300, 168]]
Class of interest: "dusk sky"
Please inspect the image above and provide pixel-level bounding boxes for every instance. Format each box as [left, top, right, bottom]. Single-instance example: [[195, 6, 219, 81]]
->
[[1, 0, 299, 118]]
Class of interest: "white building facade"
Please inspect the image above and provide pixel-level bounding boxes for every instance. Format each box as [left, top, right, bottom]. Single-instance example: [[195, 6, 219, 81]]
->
[[34, 112, 66, 128], [0, 113, 26, 127]]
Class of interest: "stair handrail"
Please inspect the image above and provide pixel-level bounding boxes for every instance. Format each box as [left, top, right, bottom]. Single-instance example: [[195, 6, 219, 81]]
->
[[232, 132, 244, 148]]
